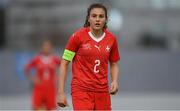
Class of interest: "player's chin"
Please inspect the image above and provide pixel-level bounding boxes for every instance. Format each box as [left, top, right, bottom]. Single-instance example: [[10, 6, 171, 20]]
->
[[93, 26, 103, 30]]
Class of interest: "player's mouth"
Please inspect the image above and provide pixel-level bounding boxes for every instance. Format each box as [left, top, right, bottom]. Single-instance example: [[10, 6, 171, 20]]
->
[[95, 23, 101, 27]]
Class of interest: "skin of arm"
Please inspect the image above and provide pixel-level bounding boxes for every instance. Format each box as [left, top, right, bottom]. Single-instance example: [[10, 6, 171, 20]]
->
[[57, 59, 70, 107], [110, 62, 119, 95]]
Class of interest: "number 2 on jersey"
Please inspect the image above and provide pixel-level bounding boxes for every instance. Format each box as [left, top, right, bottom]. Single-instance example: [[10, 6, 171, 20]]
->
[[94, 60, 100, 74]]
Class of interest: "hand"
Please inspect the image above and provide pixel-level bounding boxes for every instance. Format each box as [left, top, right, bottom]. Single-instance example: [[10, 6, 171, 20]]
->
[[57, 93, 68, 108], [110, 81, 118, 95]]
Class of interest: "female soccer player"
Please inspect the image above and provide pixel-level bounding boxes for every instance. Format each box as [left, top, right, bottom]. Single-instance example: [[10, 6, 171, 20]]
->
[[58, 3, 120, 110], [25, 40, 61, 110]]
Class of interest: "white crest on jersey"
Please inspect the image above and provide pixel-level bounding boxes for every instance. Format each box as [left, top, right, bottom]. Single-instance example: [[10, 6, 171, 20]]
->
[[94, 45, 100, 51], [106, 45, 110, 52], [82, 43, 91, 50]]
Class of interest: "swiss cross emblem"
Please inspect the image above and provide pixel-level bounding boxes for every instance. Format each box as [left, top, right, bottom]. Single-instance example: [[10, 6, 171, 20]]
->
[[106, 46, 110, 52]]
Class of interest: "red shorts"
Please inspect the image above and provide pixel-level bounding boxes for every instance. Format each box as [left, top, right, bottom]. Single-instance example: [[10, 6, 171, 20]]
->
[[32, 88, 56, 110], [72, 91, 111, 110]]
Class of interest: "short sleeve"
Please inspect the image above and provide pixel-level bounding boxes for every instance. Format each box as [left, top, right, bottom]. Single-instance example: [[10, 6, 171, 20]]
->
[[65, 33, 81, 52], [62, 32, 81, 61], [109, 38, 120, 62]]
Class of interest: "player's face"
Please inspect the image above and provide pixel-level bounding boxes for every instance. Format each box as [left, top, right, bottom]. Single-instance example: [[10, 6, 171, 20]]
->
[[88, 8, 106, 31], [42, 41, 52, 55]]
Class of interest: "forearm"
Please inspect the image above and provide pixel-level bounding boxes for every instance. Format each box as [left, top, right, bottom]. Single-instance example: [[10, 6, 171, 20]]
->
[[58, 59, 69, 94], [110, 62, 119, 82]]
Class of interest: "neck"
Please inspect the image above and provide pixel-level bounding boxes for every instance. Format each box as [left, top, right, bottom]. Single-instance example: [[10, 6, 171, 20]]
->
[[90, 27, 103, 38], [42, 52, 50, 56]]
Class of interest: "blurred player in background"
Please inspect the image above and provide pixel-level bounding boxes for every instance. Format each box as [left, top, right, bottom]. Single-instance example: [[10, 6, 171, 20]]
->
[[58, 3, 120, 110], [25, 40, 61, 110]]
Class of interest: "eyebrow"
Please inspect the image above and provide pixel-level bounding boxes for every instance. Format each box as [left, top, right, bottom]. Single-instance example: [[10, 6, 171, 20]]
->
[[90, 13, 105, 15]]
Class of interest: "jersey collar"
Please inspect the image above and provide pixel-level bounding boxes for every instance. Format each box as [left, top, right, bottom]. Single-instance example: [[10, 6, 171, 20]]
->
[[88, 31, 106, 42]]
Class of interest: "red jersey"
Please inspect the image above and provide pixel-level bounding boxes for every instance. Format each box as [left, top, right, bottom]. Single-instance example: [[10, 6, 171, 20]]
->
[[65, 27, 120, 92], [25, 53, 60, 89]]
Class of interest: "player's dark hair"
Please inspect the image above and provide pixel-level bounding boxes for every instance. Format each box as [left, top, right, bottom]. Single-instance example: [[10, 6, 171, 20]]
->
[[84, 3, 108, 29]]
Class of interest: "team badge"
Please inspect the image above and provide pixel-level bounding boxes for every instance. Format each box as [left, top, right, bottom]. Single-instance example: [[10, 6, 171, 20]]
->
[[106, 45, 110, 52], [82, 43, 92, 50]]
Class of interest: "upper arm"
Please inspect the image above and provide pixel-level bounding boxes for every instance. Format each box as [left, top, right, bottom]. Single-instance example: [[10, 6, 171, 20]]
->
[[109, 37, 120, 63], [25, 57, 36, 74], [60, 59, 70, 71], [61, 59, 70, 66], [65, 32, 81, 52], [63, 32, 81, 62]]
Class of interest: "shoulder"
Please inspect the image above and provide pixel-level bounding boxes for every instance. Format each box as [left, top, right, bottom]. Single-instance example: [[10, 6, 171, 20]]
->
[[73, 27, 88, 37], [69, 27, 88, 43], [34, 54, 42, 59], [30, 54, 40, 62]]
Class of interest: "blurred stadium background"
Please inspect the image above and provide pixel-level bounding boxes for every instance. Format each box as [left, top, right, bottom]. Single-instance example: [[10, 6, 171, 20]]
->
[[0, 0, 180, 110]]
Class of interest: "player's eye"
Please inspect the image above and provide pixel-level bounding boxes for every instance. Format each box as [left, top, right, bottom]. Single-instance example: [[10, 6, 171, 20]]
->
[[99, 14, 105, 18], [91, 14, 97, 18]]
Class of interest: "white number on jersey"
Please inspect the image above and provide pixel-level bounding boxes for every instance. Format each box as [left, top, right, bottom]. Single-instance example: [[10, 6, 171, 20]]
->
[[94, 60, 100, 74]]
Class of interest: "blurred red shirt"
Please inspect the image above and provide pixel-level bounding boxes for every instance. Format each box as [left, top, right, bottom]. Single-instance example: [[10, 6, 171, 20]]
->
[[25, 53, 60, 89]]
